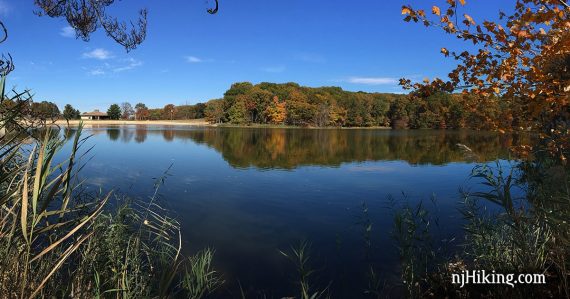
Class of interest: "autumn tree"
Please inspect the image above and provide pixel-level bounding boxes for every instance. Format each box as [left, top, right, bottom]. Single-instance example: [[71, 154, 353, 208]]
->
[[204, 99, 225, 124], [328, 104, 348, 126], [107, 104, 121, 120], [135, 102, 149, 120], [121, 102, 134, 119], [163, 104, 177, 120], [247, 87, 273, 123], [265, 96, 287, 125], [401, 0, 569, 161]]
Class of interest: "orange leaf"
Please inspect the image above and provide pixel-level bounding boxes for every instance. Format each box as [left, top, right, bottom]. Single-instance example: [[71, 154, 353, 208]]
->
[[401, 7, 411, 15], [432, 6, 441, 16], [459, 0, 466, 5], [517, 30, 530, 38], [464, 14, 475, 25], [441, 48, 449, 56]]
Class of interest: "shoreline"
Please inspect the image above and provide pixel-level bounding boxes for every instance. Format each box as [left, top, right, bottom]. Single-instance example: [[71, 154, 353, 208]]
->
[[53, 119, 214, 127], [54, 119, 393, 129]]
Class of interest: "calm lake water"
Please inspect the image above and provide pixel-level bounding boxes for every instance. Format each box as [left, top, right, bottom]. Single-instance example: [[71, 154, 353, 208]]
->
[[57, 126, 526, 298]]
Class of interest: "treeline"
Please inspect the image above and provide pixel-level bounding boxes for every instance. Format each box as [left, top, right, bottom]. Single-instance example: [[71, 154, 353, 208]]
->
[[84, 102, 207, 121], [203, 82, 527, 129], [0, 99, 61, 121], [0, 100, 207, 122], [145, 103, 206, 120], [5, 82, 525, 129]]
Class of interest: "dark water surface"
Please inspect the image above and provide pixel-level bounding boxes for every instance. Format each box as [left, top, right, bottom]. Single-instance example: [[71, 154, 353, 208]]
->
[[57, 126, 526, 298]]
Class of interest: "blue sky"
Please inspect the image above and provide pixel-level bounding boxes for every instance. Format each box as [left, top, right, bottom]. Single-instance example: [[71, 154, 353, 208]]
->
[[0, 0, 511, 112]]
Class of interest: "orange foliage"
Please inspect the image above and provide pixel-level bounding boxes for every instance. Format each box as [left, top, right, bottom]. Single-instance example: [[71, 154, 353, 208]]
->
[[265, 96, 287, 124], [401, 0, 569, 162]]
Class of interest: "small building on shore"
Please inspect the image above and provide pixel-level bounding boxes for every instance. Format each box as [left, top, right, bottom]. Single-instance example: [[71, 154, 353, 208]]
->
[[81, 110, 109, 120]]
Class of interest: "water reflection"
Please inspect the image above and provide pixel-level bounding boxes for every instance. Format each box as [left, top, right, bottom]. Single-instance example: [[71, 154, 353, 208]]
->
[[135, 125, 147, 143], [81, 126, 531, 169], [49, 125, 527, 297], [106, 128, 120, 141]]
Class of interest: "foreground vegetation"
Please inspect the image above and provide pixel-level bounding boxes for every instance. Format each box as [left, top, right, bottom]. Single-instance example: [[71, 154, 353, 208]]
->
[[1, 78, 224, 298]]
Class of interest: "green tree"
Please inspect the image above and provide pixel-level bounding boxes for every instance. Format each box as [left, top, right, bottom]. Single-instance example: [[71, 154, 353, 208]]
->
[[148, 109, 162, 120], [223, 82, 254, 113], [107, 104, 121, 120], [227, 96, 248, 124], [286, 90, 315, 126], [62, 104, 80, 120]]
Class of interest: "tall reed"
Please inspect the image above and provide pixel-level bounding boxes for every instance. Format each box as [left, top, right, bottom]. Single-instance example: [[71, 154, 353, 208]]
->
[[0, 74, 223, 298]]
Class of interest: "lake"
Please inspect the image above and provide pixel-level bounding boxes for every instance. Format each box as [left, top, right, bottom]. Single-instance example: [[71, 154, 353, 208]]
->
[[56, 126, 526, 298]]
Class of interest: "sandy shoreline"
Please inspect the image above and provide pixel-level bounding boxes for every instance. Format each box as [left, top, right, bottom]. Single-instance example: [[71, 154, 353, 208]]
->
[[53, 119, 214, 127], [53, 119, 393, 129]]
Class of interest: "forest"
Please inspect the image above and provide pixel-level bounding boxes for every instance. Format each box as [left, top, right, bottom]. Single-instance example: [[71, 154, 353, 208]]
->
[[203, 82, 527, 129]]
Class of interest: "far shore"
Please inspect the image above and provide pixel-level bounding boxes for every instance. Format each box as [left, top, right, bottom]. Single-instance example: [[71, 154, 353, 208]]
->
[[53, 119, 214, 127], [52, 119, 393, 129]]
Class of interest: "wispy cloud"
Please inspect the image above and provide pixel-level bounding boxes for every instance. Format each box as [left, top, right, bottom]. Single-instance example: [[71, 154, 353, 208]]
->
[[60, 26, 75, 38], [185, 56, 203, 63], [89, 69, 105, 76], [113, 58, 143, 72], [346, 77, 398, 85], [261, 66, 286, 73], [86, 58, 143, 75], [184, 55, 217, 63], [0, 1, 11, 16], [83, 48, 113, 60]]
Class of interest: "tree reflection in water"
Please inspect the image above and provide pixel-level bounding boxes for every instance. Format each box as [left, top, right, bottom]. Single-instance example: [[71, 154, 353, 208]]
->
[[79, 127, 532, 169]]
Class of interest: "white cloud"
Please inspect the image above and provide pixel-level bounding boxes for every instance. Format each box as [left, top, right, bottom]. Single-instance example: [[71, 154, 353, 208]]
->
[[113, 58, 143, 72], [83, 48, 113, 60], [89, 69, 105, 76], [60, 26, 75, 38], [347, 77, 398, 85], [185, 56, 203, 63], [261, 66, 286, 73]]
